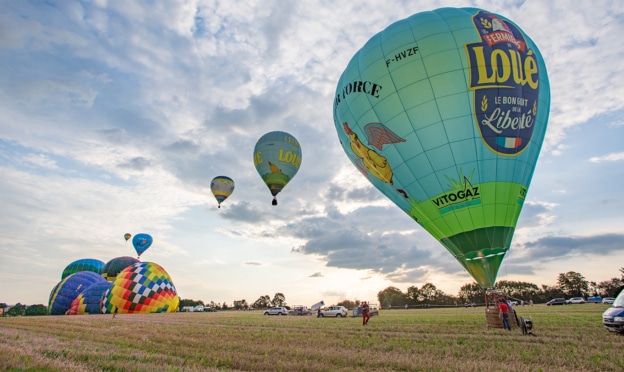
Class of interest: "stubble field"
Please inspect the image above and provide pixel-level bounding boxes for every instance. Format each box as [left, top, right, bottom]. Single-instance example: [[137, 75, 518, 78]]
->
[[0, 304, 622, 371]]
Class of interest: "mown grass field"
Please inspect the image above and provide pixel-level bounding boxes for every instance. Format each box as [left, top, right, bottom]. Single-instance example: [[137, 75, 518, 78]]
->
[[1, 304, 622, 371]]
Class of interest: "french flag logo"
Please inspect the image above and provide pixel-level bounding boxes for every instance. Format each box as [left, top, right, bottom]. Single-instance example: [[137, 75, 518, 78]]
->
[[497, 137, 522, 149]]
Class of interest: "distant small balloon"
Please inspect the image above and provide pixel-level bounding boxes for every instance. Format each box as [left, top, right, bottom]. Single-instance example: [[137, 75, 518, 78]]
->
[[132, 233, 153, 258], [211, 176, 235, 208], [124, 233, 132, 241], [253, 131, 302, 206]]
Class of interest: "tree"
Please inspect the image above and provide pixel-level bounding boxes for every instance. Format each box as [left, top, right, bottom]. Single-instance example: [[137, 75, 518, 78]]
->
[[233, 299, 248, 310], [419, 283, 437, 303], [377, 286, 406, 308], [405, 286, 420, 305], [271, 293, 286, 308], [6, 303, 25, 316], [597, 278, 624, 297], [557, 271, 589, 297], [252, 295, 272, 309], [25, 304, 47, 316], [336, 300, 359, 309], [496, 280, 540, 301], [457, 283, 484, 304]]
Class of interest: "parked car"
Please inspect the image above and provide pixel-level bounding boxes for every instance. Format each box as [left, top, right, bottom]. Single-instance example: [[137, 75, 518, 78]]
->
[[546, 298, 567, 306], [353, 304, 379, 317], [602, 290, 624, 334], [587, 296, 603, 303], [602, 297, 615, 304], [264, 307, 288, 316], [319, 306, 348, 317], [568, 297, 586, 304]]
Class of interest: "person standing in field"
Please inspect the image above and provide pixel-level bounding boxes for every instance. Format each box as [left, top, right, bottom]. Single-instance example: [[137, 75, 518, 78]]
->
[[498, 301, 511, 331], [362, 301, 370, 326]]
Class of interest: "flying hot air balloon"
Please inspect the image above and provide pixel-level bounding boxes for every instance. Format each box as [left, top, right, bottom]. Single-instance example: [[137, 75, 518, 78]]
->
[[210, 176, 235, 208], [124, 233, 132, 241], [132, 233, 153, 259], [333, 8, 549, 289], [253, 131, 302, 205]]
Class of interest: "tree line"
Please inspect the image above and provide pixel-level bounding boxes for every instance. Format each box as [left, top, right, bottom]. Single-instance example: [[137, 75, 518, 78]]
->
[[376, 269, 624, 307]]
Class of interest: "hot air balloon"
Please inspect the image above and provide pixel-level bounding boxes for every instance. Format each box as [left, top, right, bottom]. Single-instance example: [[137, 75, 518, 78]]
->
[[132, 233, 153, 259], [101, 256, 140, 282], [67, 281, 112, 315], [333, 8, 549, 289], [124, 233, 132, 241], [61, 258, 105, 280], [210, 176, 235, 208], [101, 261, 179, 314], [48, 271, 108, 315], [253, 131, 302, 205]]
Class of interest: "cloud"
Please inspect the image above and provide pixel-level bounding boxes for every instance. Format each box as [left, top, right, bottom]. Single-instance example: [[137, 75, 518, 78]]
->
[[520, 233, 624, 261], [589, 152, 624, 163]]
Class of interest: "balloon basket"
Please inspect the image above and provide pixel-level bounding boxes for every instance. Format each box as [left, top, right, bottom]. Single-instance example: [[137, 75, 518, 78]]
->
[[484, 289, 515, 330], [485, 306, 504, 328]]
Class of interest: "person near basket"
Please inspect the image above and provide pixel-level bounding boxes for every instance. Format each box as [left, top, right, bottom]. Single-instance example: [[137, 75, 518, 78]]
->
[[362, 301, 370, 325]]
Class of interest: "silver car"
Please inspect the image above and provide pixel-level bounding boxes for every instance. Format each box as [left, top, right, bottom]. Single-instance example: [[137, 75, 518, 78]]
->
[[319, 306, 348, 317], [263, 307, 288, 315]]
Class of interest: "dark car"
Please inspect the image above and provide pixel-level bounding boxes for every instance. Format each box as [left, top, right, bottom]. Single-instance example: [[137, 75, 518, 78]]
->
[[602, 289, 624, 334], [546, 298, 567, 306]]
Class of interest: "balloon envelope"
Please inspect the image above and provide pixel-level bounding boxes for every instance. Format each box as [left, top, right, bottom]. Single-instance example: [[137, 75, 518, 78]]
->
[[124, 233, 132, 241], [101, 261, 179, 314], [48, 271, 108, 315], [132, 233, 153, 258], [61, 258, 105, 280], [333, 8, 549, 288], [67, 281, 112, 315], [210, 176, 235, 207], [253, 131, 302, 204], [102, 256, 140, 282]]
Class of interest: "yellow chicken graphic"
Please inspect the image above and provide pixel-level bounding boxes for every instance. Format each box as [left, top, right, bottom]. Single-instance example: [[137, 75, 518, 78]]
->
[[343, 122, 408, 198], [268, 161, 282, 174]]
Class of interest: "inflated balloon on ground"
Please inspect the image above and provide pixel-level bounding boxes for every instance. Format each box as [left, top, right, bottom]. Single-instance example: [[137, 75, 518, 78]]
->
[[48, 271, 108, 315], [333, 8, 550, 288], [101, 261, 179, 314], [61, 258, 105, 280], [101, 256, 139, 282], [67, 281, 112, 315]]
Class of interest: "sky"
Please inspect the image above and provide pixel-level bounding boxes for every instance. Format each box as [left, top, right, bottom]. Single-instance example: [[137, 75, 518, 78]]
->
[[1, 0, 623, 308]]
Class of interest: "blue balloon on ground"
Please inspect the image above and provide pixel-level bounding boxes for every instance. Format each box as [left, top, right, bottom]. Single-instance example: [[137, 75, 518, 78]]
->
[[48, 271, 107, 315]]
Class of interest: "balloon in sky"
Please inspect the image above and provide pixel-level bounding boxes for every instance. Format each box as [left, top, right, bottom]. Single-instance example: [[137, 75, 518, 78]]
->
[[61, 258, 105, 280], [210, 176, 235, 208], [253, 131, 302, 205], [67, 281, 112, 315], [101, 261, 179, 314], [124, 233, 132, 241], [132, 233, 153, 258], [101, 256, 140, 282], [333, 8, 550, 288], [48, 271, 107, 315]]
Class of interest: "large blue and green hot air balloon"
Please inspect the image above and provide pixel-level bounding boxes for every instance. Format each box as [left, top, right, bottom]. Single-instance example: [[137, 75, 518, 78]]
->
[[253, 131, 302, 205], [333, 8, 550, 288]]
